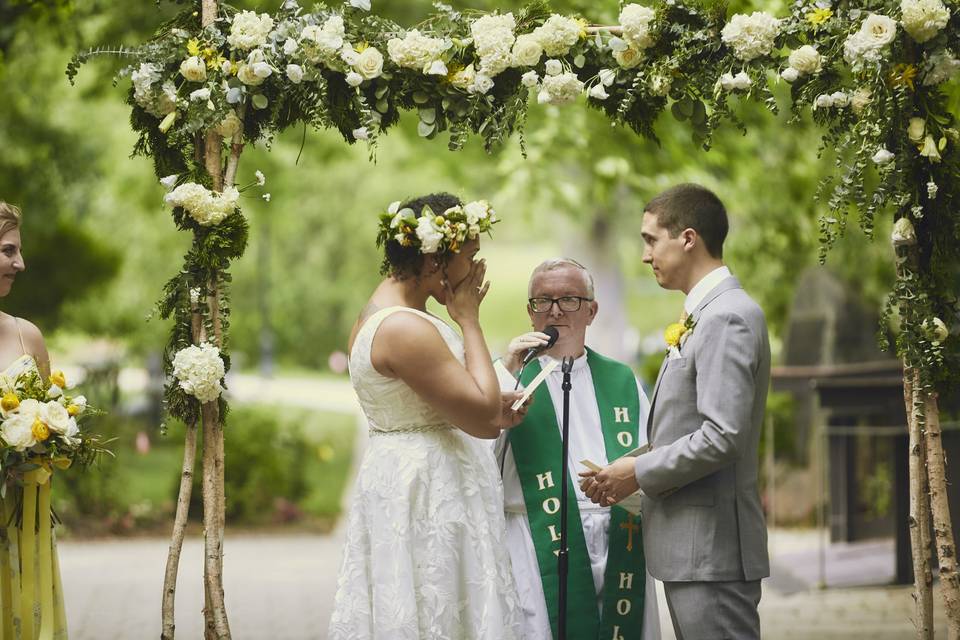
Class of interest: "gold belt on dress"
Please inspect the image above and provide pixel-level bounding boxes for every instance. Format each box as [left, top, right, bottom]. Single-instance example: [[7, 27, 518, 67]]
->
[[368, 423, 452, 436]]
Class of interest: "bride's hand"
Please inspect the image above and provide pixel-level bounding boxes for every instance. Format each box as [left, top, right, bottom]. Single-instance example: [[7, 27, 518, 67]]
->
[[499, 391, 529, 429], [445, 259, 489, 326]]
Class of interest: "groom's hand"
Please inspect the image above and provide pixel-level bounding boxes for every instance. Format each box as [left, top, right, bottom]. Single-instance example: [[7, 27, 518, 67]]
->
[[579, 457, 639, 506]]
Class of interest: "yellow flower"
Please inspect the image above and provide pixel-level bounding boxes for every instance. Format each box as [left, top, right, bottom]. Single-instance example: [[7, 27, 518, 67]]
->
[[355, 42, 369, 53], [67, 404, 81, 417], [577, 18, 589, 39], [32, 417, 50, 442], [434, 215, 445, 226], [890, 64, 918, 90], [806, 8, 833, 26], [664, 323, 688, 348], [1, 392, 19, 412], [187, 38, 202, 57], [50, 370, 66, 389]]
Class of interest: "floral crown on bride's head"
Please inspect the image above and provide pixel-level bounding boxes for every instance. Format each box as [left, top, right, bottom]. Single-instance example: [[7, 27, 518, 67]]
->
[[376, 198, 499, 255]]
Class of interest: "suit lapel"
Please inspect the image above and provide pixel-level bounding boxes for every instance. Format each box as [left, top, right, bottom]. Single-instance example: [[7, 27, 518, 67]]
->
[[646, 277, 743, 441], [646, 354, 669, 439]]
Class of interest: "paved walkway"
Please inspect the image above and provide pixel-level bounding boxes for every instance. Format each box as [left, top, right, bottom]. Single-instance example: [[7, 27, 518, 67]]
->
[[58, 527, 948, 639]]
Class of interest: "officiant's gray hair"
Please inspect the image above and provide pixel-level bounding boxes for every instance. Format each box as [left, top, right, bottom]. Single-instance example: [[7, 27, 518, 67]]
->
[[528, 258, 595, 298]]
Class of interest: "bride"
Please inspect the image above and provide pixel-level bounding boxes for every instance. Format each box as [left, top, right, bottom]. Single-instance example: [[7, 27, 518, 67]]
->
[[328, 193, 523, 639]]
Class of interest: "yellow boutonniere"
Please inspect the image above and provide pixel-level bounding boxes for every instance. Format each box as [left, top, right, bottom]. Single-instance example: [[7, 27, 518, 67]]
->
[[664, 315, 697, 351]]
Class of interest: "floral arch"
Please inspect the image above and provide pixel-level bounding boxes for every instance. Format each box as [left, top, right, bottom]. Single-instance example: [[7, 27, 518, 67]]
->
[[70, 0, 960, 637]]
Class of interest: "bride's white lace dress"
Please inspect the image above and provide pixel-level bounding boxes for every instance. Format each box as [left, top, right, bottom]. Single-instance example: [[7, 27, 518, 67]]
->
[[328, 306, 521, 639]]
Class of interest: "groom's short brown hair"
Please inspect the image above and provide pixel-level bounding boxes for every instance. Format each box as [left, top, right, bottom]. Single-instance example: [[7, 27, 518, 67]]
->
[[644, 184, 728, 259]]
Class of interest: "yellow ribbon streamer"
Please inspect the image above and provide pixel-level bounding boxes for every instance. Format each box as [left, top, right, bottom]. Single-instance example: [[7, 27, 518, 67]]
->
[[20, 483, 37, 640], [0, 491, 14, 640]]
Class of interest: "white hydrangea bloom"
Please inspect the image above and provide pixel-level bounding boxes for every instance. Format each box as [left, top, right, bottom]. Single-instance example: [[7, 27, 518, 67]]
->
[[923, 49, 960, 85], [172, 343, 226, 403], [386, 29, 448, 70], [302, 15, 346, 57], [619, 4, 656, 51], [721, 12, 780, 61], [164, 183, 240, 226], [227, 11, 275, 51], [532, 15, 581, 57], [537, 71, 584, 105], [472, 13, 516, 76], [901, 0, 950, 43]]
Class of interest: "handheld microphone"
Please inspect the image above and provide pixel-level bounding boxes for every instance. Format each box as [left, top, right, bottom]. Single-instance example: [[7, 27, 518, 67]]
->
[[521, 325, 560, 366]]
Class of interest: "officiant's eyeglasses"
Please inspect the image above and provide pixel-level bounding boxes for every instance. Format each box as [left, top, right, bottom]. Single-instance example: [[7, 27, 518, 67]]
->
[[528, 296, 593, 313]]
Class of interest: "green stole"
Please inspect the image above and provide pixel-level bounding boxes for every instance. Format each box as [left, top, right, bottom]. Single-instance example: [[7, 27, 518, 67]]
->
[[508, 348, 646, 640]]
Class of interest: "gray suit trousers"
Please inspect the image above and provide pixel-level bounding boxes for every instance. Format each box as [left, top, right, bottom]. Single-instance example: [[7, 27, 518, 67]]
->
[[662, 580, 761, 640]]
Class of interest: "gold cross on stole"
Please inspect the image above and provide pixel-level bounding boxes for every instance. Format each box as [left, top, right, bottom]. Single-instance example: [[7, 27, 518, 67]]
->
[[620, 514, 640, 552]]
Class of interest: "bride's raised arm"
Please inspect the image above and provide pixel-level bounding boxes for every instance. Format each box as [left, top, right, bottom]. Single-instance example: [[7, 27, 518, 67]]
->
[[376, 260, 502, 438]]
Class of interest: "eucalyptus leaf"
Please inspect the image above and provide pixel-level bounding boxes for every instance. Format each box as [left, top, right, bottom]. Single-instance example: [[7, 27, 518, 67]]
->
[[413, 91, 430, 104], [419, 107, 437, 124], [418, 120, 436, 137]]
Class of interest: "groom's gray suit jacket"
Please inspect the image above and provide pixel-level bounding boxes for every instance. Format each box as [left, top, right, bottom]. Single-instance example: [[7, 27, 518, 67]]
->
[[635, 277, 770, 583]]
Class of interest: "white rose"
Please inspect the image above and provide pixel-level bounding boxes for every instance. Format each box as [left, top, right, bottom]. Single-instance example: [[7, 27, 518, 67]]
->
[[780, 67, 799, 83], [345, 71, 364, 87], [620, 4, 656, 50], [720, 71, 752, 91], [341, 45, 360, 66], [471, 73, 494, 94], [908, 117, 926, 143], [872, 147, 896, 164], [788, 45, 822, 75], [415, 216, 444, 253], [1, 413, 36, 451], [901, 0, 950, 43], [830, 91, 849, 107], [860, 13, 899, 48], [538, 71, 584, 105], [424, 59, 448, 75], [252, 62, 273, 79], [41, 401, 70, 434], [216, 112, 242, 138], [237, 64, 264, 86], [511, 34, 543, 67], [589, 83, 609, 100], [179, 56, 207, 82], [356, 47, 385, 79], [851, 87, 873, 114], [813, 93, 834, 108], [62, 417, 80, 447], [521, 70, 540, 87], [450, 64, 476, 90], [545, 59, 563, 76], [286, 64, 304, 83], [613, 46, 642, 69], [283, 38, 298, 55], [189, 87, 211, 101]]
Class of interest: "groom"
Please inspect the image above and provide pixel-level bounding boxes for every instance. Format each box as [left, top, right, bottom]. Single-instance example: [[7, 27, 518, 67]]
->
[[581, 183, 770, 639]]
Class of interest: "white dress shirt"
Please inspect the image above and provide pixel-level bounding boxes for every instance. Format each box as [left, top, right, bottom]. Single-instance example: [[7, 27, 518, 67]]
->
[[683, 265, 731, 315]]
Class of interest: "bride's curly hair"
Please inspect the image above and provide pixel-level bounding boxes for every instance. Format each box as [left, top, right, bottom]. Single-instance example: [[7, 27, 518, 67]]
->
[[380, 192, 463, 279]]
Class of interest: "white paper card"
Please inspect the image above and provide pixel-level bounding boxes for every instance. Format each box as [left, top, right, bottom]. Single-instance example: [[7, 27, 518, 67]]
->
[[511, 359, 559, 410], [579, 445, 650, 515]]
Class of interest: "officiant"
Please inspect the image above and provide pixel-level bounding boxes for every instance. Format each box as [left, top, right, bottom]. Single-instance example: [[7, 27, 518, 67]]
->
[[494, 258, 661, 640]]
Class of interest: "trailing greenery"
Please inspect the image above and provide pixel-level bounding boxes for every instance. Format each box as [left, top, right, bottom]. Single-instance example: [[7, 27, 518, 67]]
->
[[66, 0, 959, 426]]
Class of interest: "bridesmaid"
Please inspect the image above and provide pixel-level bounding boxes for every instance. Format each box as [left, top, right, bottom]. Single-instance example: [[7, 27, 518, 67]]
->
[[0, 200, 68, 639]]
